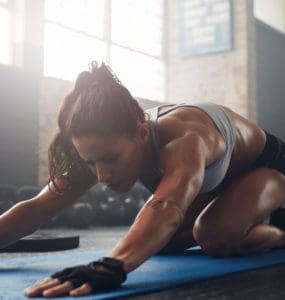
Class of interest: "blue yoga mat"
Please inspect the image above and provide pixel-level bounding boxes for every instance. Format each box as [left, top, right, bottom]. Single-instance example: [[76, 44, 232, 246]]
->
[[2, 248, 285, 299]]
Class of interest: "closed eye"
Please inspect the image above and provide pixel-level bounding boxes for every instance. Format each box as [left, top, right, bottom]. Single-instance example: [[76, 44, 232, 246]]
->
[[102, 155, 119, 164], [84, 159, 95, 166]]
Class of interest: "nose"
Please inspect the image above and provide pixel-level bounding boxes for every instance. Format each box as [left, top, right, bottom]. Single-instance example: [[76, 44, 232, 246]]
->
[[94, 163, 112, 184]]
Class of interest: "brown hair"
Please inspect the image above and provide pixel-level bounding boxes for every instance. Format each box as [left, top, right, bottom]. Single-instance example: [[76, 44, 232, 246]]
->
[[47, 62, 145, 193]]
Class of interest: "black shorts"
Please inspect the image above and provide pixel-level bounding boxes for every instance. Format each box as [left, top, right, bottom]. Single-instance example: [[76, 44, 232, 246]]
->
[[253, 132, 285, 228], [250, 131, 285, 175]]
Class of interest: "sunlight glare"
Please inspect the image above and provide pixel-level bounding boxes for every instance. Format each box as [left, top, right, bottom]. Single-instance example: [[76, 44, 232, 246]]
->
[[44, 23, 106, 81], [0, 7, 11, 65]]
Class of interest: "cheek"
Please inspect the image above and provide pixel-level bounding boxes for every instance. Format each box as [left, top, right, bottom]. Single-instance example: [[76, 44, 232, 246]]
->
[[120, 146, 141, 175], [130, 145, 143, 174]]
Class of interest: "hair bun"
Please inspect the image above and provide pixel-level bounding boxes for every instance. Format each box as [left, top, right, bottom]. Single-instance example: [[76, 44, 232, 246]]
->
[[74, 71, 97, 94], [89, 61, 122, 86]]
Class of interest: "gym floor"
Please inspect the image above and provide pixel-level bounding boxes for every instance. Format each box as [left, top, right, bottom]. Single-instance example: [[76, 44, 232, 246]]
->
[[2, 226, 285, 300]]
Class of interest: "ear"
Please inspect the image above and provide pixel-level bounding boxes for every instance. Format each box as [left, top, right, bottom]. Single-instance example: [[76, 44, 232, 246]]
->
[[136, 122, 149, 144]]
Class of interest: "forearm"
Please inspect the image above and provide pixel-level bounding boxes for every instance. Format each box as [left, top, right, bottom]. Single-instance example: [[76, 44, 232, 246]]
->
[[0, 200, 43, 248], [0, 178, 96, 249], [107, 201, 183, 273]]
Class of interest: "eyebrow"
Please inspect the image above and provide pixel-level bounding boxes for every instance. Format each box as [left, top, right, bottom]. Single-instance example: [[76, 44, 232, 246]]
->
[[83, 153, 118, 165]]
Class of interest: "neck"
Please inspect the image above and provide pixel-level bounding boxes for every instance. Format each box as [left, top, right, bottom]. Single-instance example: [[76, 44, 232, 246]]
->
[[139, 126, 158, 177]]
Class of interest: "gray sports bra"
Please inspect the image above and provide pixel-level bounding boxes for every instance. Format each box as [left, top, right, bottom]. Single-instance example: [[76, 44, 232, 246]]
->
[[143, 102, 236, 194]]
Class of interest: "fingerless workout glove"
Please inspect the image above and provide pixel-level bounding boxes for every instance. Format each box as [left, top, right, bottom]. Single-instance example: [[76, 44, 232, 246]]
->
[[51, 257, 126, 293]]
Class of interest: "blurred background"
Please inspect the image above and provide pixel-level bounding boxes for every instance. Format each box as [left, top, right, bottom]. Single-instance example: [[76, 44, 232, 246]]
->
[[0, 0, 284, 228]]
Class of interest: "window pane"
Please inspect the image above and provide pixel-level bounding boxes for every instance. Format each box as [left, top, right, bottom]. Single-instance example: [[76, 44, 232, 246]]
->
[[112, 0, 164, 57], [110, 45, 165, 101], [0, 7, 11, 65], [45, 0, 104, 38], [44, 23, 106, 81]]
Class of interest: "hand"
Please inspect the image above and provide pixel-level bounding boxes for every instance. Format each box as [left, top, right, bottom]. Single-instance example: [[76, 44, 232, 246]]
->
[[24, 275, 92, 298], [24, 258, 126, 298]]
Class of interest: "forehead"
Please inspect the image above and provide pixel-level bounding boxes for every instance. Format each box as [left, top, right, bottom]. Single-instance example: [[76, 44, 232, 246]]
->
[[72, 134, 131, 158]]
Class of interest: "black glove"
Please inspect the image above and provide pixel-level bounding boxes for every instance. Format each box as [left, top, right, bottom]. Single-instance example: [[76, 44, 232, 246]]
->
[[51, 257, 126, 293]]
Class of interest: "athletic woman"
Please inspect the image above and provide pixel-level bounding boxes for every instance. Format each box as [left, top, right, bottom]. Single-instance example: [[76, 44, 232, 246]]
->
[[1, 62, 284, 297]]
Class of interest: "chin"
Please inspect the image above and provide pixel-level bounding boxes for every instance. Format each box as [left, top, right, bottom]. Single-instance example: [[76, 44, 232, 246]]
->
[[114, 185, 132, 194], [115, 180, 136, 193]]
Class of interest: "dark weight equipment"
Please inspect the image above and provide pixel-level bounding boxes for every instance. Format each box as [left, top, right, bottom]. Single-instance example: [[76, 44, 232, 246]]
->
[[0, 184, 17, 214], [0, 232, 79, 252], [122, 196, 140, 225], [58, 192, 94, 229], [0, 185, 81, 252], [106, 196, 127, 225], [16, 185, 41, 202], [92, 197, 110, 225], [66, 202, 94, 229], [89, 184, 150, 226]]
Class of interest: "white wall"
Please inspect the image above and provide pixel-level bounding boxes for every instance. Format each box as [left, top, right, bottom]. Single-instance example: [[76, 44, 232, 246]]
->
[[254, 0, 285, 33]]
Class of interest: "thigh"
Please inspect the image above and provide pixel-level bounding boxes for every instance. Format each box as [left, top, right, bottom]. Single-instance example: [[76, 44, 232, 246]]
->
[[158, 189, 219, 253], [193, 168, 285, 246]]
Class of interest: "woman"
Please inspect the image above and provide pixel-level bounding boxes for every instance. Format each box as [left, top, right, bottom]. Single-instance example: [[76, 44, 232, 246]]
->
[[1, 62, 284, 298]]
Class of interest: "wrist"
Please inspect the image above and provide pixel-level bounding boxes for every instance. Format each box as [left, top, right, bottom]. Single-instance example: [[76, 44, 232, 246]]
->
[[90, 257, 127, 283]]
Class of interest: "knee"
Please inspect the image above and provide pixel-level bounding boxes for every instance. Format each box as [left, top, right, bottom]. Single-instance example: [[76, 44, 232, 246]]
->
[[193, 217, 235, 257]]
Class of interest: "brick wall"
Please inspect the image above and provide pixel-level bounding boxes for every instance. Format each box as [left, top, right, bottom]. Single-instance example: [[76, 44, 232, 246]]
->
[[166, 0, 256, 119]]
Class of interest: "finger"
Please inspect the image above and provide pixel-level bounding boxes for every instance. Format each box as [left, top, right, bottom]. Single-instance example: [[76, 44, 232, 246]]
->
[[69, 283, 92, 297], [41, 281, 74, 298], [24, 278, 61, 297], [33, 277, 57, 287]]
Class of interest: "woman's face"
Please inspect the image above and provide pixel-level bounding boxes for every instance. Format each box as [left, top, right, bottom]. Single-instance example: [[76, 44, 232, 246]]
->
[[72, 126, 148, 193]]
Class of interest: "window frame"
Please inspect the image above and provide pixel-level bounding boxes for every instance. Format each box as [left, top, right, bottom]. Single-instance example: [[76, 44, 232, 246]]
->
[[43, 0, 167, 100]]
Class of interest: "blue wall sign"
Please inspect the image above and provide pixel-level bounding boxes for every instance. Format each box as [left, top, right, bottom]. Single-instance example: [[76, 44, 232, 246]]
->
[[179, 0, 233, 57]]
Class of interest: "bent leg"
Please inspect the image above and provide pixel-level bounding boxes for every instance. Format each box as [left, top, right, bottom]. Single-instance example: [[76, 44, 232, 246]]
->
[[236, 223, 285, 255], [157, 191, 219, 254], [193, 168, 285, 256]]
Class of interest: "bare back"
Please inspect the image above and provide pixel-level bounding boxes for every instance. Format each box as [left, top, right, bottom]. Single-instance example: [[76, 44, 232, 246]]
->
[[155, 104, 266, 185]]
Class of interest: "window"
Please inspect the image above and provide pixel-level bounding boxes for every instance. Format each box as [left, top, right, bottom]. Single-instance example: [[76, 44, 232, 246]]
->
[[110, 0, 165, 100], [111, 0, 163, 57], [44, 0, 165, 101], [44, 0, 106, 81], [0, 1, 12, 65], [0, 0, 25, 67], [45, 0, 104, 37], [111, 45, 165, 100], [44, 23, 106, 81]]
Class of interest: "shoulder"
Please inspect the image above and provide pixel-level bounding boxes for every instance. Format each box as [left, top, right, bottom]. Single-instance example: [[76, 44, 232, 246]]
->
[[157, 120, 211, 176], [156, 108, 224, 166]]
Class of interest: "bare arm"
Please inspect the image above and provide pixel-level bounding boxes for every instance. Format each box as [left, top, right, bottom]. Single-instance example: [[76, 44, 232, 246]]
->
[[0, 176, 96, 249], [108, 132, 208, 273]]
